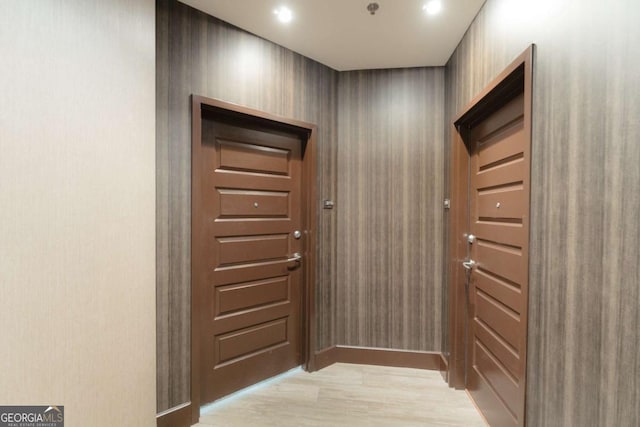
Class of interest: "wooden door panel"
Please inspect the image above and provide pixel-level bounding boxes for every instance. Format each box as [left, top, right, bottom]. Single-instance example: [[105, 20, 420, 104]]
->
[[474, 241, 525, 285], [474, 341, 520, 417], [475, 319, 520, 379], [212, 261, 292, 286], [212, 171, 294, 192], [466, 87, 530, 426], [215, 318, 289, 365], [474, 157, 524, 189], [215, 234, 289, 266], [202, 335, 298, 402], [211, 304, 292, 336], [211, 221, 292, 238], [207, 120, 301, 152], [475, 291, 521, 351], [215, 276, 290, 317], [474, 269, 522, 314], [218, 190, 290, 217], [467, 373, 517, 427], [472, 222, 525, 248], [218, 140, 290, 175], [472, 94, 524, 146], [198, 116, 303, 404], [476, 184, 525, 219], [477, 124, 525, 169]]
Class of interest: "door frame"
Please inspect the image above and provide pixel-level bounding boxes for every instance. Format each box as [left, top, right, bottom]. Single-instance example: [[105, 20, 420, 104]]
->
[[190, 95, 318, 424], [447, 45, 533, 407]]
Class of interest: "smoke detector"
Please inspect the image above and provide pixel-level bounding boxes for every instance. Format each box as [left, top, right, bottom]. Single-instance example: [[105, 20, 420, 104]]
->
[[367, 3, 379, 15]]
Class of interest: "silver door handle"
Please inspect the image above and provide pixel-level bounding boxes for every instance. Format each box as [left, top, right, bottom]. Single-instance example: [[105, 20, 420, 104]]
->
[[462, 260, 476, 270], [287, 253, 302, 263]]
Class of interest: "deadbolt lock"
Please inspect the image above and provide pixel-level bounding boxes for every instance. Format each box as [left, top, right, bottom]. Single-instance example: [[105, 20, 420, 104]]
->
[[293, 230, 302, 239]]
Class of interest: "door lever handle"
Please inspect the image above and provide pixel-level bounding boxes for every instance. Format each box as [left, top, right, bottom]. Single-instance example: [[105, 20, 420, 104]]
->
[[287, 252, 302, 263], [286, 252, 302, 270], [462, 259, 476, 270]]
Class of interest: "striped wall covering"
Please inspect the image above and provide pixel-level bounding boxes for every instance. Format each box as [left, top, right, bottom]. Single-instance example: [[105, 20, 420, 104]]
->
[[156, 0, 338, 411], [158, 1, 640, 424], [446, 0, 640, 424], [157, 0, 447, 413], [336, 68, 445, 350]]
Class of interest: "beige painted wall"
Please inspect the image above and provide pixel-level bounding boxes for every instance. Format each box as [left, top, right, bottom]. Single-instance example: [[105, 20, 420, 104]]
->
[[0, 1, 156, 426]]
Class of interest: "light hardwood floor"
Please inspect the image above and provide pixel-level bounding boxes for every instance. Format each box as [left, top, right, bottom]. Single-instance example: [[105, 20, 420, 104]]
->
[[196, 363, 486, 426]]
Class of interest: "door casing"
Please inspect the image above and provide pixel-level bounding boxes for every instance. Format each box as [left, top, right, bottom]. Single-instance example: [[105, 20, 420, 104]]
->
[[447, 46, 533, 425], [190, 96, 317, 424]]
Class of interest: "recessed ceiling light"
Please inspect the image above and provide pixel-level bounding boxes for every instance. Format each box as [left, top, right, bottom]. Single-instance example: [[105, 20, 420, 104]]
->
[[423, 0, 442, 15], [273, 6, 293, 24]]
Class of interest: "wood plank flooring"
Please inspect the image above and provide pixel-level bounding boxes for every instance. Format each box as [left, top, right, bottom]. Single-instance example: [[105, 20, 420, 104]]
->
[[196, 363, 485, 426]]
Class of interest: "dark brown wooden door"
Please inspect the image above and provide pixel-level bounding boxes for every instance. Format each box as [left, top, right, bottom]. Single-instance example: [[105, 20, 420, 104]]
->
[[465, 93, 530, 426], [198, 116, 304, 404]]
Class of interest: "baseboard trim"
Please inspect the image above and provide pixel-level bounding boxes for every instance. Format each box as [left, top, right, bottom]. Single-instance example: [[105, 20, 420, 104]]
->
[[439, 354, 449, 382], [314, 345, 443, 371], [157, 402, 191, 427], [313, 346, 339, 370]]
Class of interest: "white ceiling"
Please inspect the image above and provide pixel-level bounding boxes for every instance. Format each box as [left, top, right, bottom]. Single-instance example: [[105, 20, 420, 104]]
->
[[178, 0, 486, 71]]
